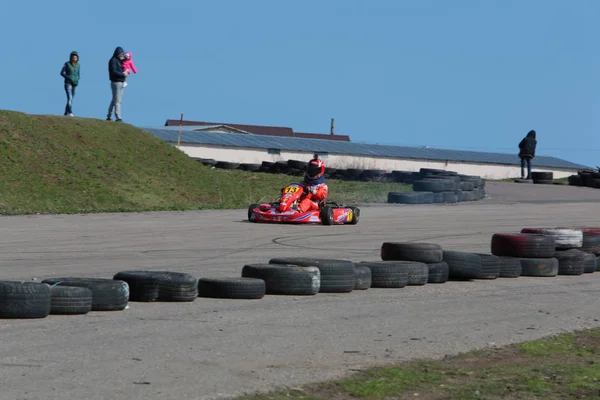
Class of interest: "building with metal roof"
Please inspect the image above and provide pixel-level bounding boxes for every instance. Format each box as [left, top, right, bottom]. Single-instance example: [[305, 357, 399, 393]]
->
[[163, 119, 351, 142], [143, 126, 589, 179]]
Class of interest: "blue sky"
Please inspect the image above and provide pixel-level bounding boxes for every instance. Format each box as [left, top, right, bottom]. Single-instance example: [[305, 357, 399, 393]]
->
[[1, 0, 598, 167]]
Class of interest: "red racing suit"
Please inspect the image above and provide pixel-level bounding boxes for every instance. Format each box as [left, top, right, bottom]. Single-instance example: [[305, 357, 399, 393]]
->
[[297, 182, 328, 213]]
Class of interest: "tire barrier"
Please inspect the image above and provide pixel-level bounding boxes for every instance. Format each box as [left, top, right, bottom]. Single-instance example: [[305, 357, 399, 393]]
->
[[2, 223, 598, 319], [201, 159, 485, 195], [389, 169, 485, 204], [567, 169, 600, 189]]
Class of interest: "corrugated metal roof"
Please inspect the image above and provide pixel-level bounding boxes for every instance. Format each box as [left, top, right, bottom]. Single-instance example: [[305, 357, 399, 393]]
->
[[143, 127, 590, 170]]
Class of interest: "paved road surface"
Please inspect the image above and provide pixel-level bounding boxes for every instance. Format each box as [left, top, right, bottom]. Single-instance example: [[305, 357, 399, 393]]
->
[[1, 181, 599, 400]]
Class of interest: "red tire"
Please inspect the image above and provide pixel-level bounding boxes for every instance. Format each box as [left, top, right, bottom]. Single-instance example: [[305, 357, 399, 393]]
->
[[491, 233, 556, 258]]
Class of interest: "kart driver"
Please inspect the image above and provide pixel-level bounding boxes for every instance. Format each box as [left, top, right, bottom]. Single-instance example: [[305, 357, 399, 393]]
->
[[297, 156, 328, 213]]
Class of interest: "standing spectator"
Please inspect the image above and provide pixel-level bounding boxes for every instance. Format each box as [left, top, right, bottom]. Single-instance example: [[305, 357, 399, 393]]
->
[[60, 51, 80, 117], [518, 130, 537, 179], [106, 46, 129, 122]]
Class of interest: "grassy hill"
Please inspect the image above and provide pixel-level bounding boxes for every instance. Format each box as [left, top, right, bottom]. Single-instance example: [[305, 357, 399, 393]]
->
[[0, 110, 410, 215]]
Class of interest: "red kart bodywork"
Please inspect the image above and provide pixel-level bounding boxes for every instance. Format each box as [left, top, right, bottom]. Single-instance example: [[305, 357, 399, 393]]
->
[[248, 184, 359, 225]]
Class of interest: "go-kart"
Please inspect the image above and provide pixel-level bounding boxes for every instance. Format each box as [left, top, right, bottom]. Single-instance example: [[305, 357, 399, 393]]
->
[[248, 183, 360, 225]]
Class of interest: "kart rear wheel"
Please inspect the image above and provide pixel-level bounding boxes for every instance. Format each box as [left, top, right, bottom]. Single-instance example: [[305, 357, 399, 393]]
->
[[320, 206, 334, 226], [248, 204, 259, 222], [347, 206, 360, 225]]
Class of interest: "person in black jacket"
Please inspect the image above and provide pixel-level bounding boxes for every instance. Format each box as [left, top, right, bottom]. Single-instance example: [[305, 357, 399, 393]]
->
[[106, 46, 129, 122], [518, 130, 537, 179]]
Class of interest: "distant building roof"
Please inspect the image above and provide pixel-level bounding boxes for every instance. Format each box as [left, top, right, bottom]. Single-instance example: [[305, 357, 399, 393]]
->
[[144, 127, 590, 170], [163, 119, 351, 142]]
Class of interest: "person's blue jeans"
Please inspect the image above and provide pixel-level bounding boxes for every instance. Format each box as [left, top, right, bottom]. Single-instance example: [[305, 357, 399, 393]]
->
[[107, 81, 124, 120], [520, 157, 532, 179], [64, 83, 76, 115]]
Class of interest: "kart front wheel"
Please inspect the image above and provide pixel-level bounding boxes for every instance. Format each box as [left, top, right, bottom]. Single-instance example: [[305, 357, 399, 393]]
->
[[248, 204, 259, 222], [348, 206, 360, 225], [320, 205, 334, 226]]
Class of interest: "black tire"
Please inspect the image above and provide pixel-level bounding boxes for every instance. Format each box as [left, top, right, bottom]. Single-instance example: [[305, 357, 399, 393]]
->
[[360, 169, 383, 181], [582, 232, 600, 252], [345, 168, 362, 179], [427, 262, 449, 283], [214, 161, 240, 170], [199, 158, 217, 166], [498, 257, 522, 278], [422, 175, 460, 191], [381, 242, 443, 263], [597, 256, 600, 271], [568, 175, 583, 186], [274, 161, 289, 174], [406, 262, 428, 285], [241, 264, 320, 295], [514, 179, 534, 184], [269, 257, 355, 293], [460, 191, 475, 202], [388, 192, 423, 204], [531, 171, 553, 181], [198, 277, 265, 299], [347, 206, 360, 225], [458, 175, 482, 187], [432, 192, 444, 203], [239, 163, 261, 172], [583, 253, 597, 273], [0, 281, 51, 319], [420, 168, 456, 176], [421, 192, 434, 204], [358, 261, 409, 288], [391, 170, 414, 183], [442, 191, 458, 203], [49, 285, 93, 315], [41, 278, 128, 311], [248, 203, 259, 222], [155, 272, 198, 302], [554, 249, 586, 275], [519, 258, 559, 277], [413, 179, 450, 193], [113, 271, 197, 302], [460, 182, 474, 191], [474, 254, 501, 279], [353, 265, 372, 290], [491, 234, 556, 258], [443, 251, 482, 280], [320, 206, 334, 226], [111, 271, 159, 302], [260, 161, 274, 171], [287, 159, 306, 170]]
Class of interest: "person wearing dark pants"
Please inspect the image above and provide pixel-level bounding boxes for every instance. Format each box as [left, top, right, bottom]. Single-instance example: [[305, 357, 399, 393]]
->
[[518, 130, 537, 179], [60, 51, 80, 116], [106, 46, 129, 122]]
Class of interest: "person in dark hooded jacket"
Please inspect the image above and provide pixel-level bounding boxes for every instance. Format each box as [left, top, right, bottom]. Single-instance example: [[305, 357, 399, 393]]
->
[[518, 130, 537, 179], [106, 46, 129, 122]]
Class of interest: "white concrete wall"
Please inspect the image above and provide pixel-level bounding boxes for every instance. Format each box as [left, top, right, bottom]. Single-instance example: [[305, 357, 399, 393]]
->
[[173, 142, 577, 180]]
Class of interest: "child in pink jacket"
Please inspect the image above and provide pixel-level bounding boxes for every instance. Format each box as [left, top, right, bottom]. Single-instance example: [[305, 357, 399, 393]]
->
[[121, 52, 137, 87]]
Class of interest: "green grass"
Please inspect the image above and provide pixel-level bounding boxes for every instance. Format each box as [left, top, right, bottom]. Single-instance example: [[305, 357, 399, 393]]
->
[[0, 110, 410, 215], [237, 328, 600, 400]]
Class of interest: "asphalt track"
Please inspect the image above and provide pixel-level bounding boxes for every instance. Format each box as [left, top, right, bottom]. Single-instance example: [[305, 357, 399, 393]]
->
[[1, 182, 600, 400]]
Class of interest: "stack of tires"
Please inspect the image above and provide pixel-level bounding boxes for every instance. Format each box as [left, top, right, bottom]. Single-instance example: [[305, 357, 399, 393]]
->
[[567, 170, 600, 188], [388, 168, 485, 204], [520, 228, 597, 275], [531, 172, 554, 185], [490, 227, 597, 277], [491, 233, 559, 277]]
